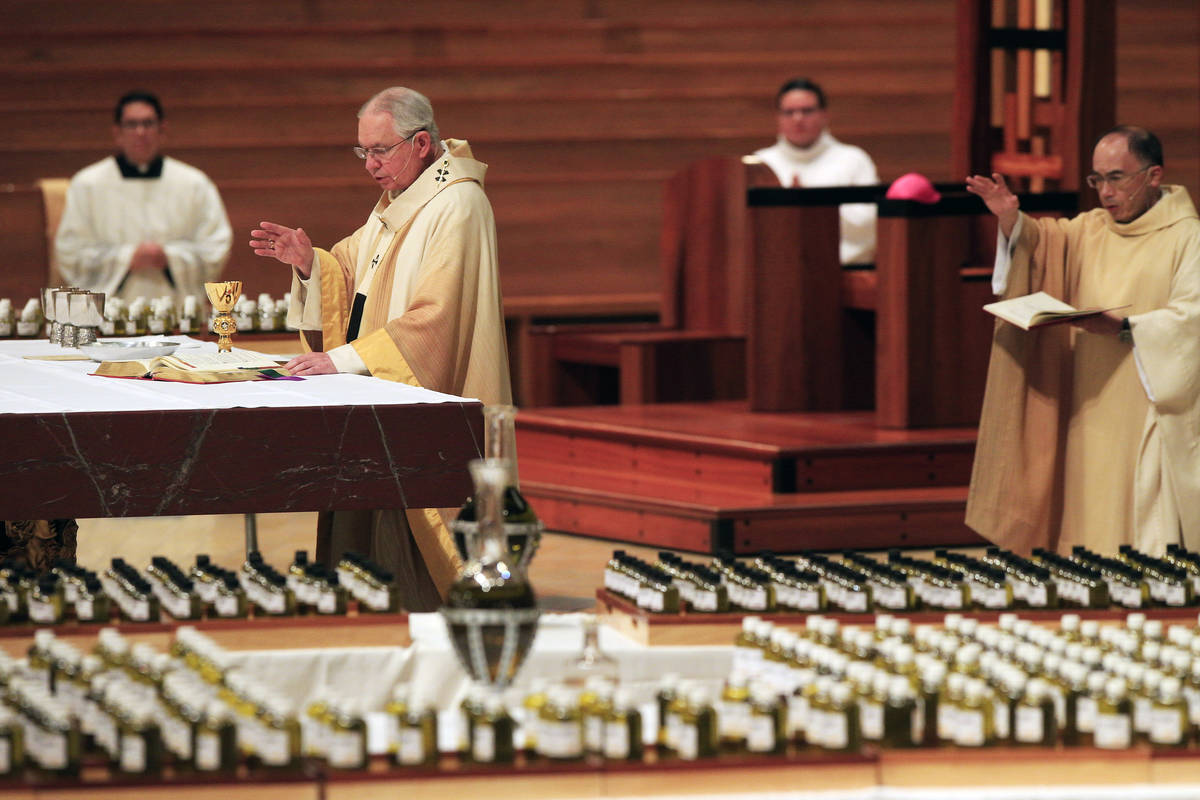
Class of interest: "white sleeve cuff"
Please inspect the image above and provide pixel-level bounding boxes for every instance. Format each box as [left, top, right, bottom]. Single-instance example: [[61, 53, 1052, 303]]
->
[[1129, 323, 1157, 404], [992, 214, 1023, 295], [327, 342, 370, 375], [297, 251, 320, 286]]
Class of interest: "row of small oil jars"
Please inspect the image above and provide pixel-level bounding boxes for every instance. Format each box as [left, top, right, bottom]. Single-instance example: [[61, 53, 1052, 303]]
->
[[711, 611, 1200, 753]]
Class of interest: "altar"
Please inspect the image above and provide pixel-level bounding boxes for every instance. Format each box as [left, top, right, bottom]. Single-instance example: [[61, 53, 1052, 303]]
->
[[0, 337, 483, 520]]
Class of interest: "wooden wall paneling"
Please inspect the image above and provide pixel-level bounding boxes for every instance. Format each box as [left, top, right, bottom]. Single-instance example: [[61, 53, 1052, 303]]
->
[[0, 130, 953, 187], [745, 203, 842, 412], [5, 0, 954, 31], [951, 0, 993, 182], [0, 185, 49, 303], [2, 0, 595, 28], [0, 13, 957, 65], [213, 175, 666, 304], [1062, 0, 1116, 203], [0, 53, 955, 104]]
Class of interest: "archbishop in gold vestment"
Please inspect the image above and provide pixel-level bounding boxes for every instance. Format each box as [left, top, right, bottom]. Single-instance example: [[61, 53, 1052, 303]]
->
[[287, 139, 511, 610], [966, 186, 1200, 556]]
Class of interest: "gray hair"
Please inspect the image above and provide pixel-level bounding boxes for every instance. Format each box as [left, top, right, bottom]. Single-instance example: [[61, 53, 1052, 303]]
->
[[359, 87, 441, 148]]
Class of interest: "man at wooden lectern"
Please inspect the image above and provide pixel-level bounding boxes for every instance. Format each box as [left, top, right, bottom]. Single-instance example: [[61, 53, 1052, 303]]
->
[[748, 77, 879, 266], [248, 87, 511, 611], [965, 126, 1200, 556]]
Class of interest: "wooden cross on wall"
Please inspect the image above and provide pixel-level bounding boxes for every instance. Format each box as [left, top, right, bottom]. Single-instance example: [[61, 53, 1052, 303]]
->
[[952, 0, 1115, 205]]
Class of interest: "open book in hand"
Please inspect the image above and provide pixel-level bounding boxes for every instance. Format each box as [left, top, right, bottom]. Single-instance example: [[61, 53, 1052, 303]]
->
[[92, 350, 290, 383], [983, 291, 1128, 331]]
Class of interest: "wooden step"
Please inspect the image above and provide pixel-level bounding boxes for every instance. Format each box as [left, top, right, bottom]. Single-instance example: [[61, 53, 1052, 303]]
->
[[524, 479, 982, 555], [517, 403, 976, 496], [515, 403, 981, 554]]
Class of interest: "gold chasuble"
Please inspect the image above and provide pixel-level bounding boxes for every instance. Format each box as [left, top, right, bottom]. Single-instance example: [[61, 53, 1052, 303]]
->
[[967, 186, 1200, 556], [287, 139, 511, 610]]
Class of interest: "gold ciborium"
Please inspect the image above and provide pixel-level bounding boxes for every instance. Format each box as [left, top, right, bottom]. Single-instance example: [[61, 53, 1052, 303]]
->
[[204, 281, 242, 352]]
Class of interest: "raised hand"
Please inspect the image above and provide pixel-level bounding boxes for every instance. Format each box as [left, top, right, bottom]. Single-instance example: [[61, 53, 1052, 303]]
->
[[250, 221, 315, 278], [966, 173, 1020, 238]]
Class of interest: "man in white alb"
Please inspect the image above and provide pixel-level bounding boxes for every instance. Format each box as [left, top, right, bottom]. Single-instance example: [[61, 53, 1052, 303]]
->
[[750, 78, 879, 265], [55, 91, 232, 303]]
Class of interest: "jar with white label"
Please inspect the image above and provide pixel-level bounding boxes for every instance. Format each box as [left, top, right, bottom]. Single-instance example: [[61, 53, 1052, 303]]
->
[[473, 692, 514, 764], [603, 687, 642, 761], [1094, 677, 1133, 750], [195, 700, 238, 773]]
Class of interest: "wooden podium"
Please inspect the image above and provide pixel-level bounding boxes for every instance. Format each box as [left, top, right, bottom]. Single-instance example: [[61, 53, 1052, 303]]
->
[[744, 187, 1079, 427], [744, 187, 847, 413]]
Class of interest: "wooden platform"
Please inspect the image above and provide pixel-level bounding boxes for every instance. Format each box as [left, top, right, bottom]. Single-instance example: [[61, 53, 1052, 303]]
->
[[516, 402, 986, 555]]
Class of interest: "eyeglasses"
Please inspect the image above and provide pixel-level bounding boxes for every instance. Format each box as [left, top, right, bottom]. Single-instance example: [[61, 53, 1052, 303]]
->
[[1085, 165, 1151, 190], [352, 129, 422, 160], [779, 106, 822, 118]]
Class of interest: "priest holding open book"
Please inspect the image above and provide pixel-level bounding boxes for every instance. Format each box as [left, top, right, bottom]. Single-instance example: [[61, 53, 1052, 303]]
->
[[965, 126, 1200, 557]]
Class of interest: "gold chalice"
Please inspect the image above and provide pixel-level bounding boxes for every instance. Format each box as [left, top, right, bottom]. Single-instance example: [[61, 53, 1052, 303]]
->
[[205, 281, 242, 352]]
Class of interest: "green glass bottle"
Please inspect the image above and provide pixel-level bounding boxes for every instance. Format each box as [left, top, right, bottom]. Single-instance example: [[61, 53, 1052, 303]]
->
[[1094, 677, 1133, 750], [328, 700, 367, 770], [1013, 678, 1056, 746], [745, 680, 786, 755], [194, 701, 238, 773], [822, 683, 862, 752], [538, 686, 584, 762], [396, 694, 439, 767], [0, 707, 22, 775], [258, 696, 302, 768], [675, 686, 717, 761], [27, 575, 65, 625], [1149, 676, 1189, 747], [717, 669, 751, 752], [473, 692, 515, 764], [881, 674, 921, 748], [604, 687, 644, 761], [117, 701, 163, 775]]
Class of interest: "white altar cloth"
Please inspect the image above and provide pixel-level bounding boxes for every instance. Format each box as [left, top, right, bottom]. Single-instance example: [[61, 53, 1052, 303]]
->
[[0, 336, 472, 414]]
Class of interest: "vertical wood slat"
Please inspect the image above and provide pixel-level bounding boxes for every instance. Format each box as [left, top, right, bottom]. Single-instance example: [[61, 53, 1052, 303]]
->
[[951, 0, 994, 181], [1063, 0, 1115, 204]]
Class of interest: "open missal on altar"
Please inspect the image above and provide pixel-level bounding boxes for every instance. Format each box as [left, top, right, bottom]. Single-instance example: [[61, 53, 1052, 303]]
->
[[92, 350, 289, 383], [983, 291, 1127, 331]]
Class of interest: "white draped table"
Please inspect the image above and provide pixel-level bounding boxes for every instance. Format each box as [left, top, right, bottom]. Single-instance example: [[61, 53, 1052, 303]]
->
[[0, 337, 483, 519]]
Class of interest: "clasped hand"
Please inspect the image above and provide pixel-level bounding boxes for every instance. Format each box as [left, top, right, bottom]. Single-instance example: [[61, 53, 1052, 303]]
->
[[249, 221, 314, 277], [130, 241, 167, 272]]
